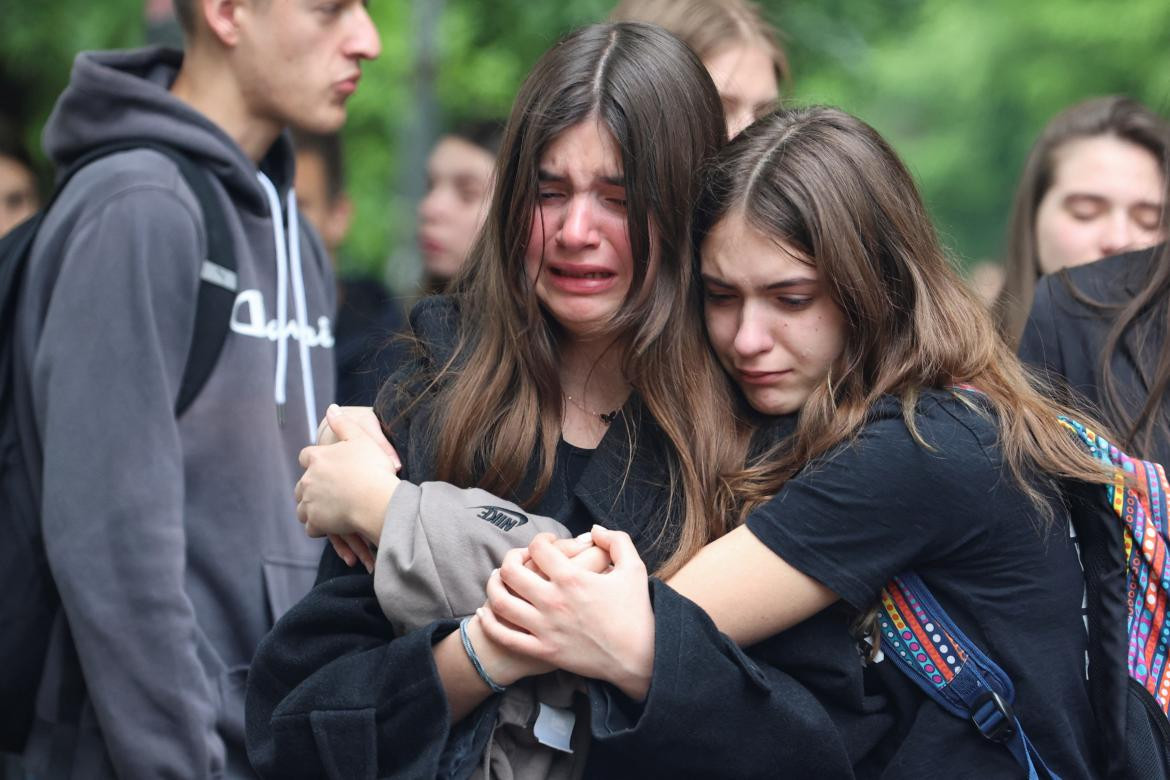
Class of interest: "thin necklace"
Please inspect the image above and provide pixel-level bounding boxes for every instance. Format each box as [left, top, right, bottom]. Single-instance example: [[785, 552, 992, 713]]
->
[[563, 392, 620, 425]]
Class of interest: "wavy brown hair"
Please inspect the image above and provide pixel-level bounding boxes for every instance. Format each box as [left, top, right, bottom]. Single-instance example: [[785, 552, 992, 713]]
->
[[994, 96, 1170, 345], [380, 23, 747, 577], [694, 106, 1114, 522]]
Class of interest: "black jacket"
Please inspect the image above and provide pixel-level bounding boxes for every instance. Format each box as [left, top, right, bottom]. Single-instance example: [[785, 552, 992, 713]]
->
[[245, 296, 873, 778], [334, 275, 409, 407], [1019, 245, 1170, 465]]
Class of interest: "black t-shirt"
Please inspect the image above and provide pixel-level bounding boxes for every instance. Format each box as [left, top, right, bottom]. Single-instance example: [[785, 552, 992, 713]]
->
[[530, 438, 597, 537], [746, 390, 1098, 778]]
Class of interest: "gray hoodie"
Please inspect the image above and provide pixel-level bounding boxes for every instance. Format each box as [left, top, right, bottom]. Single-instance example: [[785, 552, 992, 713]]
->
[[13, 47, 333, 779]]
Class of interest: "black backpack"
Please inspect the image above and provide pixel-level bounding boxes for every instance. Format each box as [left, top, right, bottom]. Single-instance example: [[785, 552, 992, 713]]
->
[[0, 141, 238, 753]]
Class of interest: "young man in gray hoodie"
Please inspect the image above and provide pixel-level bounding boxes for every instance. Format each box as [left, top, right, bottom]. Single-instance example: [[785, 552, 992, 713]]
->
[[11, 1, 380, 777]]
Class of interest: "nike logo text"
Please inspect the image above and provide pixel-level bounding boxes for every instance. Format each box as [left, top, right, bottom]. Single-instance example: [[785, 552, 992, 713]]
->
[[473, 506, 530, 532]]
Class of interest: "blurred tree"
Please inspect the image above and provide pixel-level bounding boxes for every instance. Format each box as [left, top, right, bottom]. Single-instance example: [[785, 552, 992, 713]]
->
[[775, 0, 1170, 264], [2, 0, 1168, 278]]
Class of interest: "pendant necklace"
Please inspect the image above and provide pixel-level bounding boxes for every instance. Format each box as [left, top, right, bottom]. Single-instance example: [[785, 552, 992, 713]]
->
[[564, 392, 620, 425]]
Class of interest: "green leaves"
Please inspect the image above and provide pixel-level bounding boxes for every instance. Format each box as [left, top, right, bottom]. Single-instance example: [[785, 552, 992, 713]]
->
[[4, 0, 1167, 277]]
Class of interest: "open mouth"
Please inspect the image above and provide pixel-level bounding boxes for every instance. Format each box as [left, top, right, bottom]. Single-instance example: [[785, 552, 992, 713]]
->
[[549, 267, 615, 280]]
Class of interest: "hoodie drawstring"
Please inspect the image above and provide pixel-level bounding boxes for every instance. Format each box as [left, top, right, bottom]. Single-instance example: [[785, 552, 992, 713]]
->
[[286, 192, 319, 444], [257, 172, 318, 444]]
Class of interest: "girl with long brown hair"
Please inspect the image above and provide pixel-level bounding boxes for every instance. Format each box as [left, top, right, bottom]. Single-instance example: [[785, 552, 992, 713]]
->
[[994, 96, 1169, 345], [1020, 241, 1170, 461], [247, 23, 803, 778], [475, 106, 1114, 777]]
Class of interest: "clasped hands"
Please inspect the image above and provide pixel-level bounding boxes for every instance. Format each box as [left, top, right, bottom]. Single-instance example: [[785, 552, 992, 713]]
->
[[294, 406, 656, 700], [471, 527, 657, 701]]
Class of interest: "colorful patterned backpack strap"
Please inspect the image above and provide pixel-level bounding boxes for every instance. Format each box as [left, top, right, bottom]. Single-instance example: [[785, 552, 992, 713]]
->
[[878, 573, 1061, 779], [1056, 416, 1170, 714]]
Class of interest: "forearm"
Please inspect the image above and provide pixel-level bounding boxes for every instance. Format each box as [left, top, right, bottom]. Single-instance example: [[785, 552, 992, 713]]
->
[[433, 626, 497, 722], [38, 380, 221, 775], [375, 480, 571, 633], [589, 580, 854, 779], [664, 524, 837, 646]]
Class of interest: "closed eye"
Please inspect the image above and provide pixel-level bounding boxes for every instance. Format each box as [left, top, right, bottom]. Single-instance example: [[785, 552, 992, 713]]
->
[[704, 289, 737, 304]]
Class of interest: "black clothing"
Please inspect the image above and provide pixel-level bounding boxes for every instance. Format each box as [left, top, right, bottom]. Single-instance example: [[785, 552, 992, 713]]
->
[[245, 296, 862, 779], [746, 390, 1097, 778], [333, 275, 408, 406], [552, 438, 596, 537], [588, 589, 886, 778], [1019, 245, 1170, 466]]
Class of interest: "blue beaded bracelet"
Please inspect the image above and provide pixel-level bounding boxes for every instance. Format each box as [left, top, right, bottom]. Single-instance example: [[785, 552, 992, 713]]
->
[[459, 617, 507, 694]]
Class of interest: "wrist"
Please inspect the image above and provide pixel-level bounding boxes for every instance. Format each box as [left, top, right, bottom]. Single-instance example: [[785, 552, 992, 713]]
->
[[464, 614, 531, 687], [355, 477, 397, 545], [611, 618, 655, 701]]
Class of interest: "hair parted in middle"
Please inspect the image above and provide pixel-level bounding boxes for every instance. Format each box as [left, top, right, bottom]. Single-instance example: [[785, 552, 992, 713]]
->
[[380, 22, 745, 577], [610, 0, 790, 90], [695, 106, 1113, 521], [994, 95, 1170, 345]]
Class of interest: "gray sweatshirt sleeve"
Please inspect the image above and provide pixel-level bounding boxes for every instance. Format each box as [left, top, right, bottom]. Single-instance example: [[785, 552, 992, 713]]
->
[[33, 186, 224, 778], [375, 481, 572, 633]]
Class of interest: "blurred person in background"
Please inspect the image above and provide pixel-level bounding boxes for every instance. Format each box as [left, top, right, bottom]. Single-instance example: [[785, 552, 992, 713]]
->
[[610, 0, 789, 137], [416, 120, 501, 293], [294, 130, 407, 405], [995, 95, 1169, 344], [0, 133, 40, 237], [1019, 179, 1170, 466]]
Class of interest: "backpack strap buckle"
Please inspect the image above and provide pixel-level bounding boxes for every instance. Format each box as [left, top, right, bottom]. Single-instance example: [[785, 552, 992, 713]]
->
[[970, 688, 1015, 743]]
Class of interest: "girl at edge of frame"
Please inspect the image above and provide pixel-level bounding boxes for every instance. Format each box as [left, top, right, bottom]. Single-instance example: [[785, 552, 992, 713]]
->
[[1016, 105, 1170, 468], [469, 106, 1114, 778], [246, 23, 860, 780], [994, 95, 1169, 347]]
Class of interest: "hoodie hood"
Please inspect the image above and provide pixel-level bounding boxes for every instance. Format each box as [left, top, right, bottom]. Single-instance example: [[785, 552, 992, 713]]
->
[[43, 46, 294, 216]]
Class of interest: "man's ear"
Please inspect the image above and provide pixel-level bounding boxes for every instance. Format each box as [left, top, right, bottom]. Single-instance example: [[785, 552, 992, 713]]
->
[[201, 0, 244, 47]]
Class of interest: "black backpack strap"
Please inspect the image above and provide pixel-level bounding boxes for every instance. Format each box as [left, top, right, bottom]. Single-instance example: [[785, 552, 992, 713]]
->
[[47, 141, 238, 417], [148, 149, 239, 417], [1064, 478, 1131, 778]]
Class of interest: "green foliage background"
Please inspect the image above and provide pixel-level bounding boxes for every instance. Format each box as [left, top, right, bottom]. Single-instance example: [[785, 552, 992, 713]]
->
[[3, 1, 1169, 280]]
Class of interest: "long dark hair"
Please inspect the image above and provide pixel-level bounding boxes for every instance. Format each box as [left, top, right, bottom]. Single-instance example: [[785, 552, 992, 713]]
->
[[695, 106, 1112, 521], [994, 96, 1170, 345], [380, 23, 746, 577], [1078, 240, 1170, 459]]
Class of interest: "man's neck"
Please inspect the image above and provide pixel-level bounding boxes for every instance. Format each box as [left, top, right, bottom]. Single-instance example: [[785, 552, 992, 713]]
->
[[169, 47, 281, 164]]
